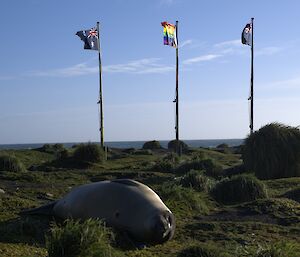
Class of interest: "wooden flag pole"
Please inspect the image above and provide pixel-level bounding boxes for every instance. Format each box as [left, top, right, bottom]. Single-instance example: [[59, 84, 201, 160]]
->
[[97, 22, 104, 148], [250, 17, 254, 134], [175, 21, 179, 141]]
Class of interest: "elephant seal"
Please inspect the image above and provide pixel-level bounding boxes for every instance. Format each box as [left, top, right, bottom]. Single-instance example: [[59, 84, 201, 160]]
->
[[21, 179, 175, 244]]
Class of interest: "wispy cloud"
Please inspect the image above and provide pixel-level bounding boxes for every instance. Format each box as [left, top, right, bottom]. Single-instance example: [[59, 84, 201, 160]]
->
[[214, 39, 241, 48], [261, 76, 300, 90], [27, 58, 174, 78], [256, 46, 282, 56], [103, 58, 174, 74], [179, 39, 193, 49], [183, 54, 221, 65], [28, 63, 98, 77]]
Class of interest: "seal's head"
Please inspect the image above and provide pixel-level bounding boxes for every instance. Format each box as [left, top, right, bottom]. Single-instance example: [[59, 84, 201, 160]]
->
[[147, 210, 175, 244]]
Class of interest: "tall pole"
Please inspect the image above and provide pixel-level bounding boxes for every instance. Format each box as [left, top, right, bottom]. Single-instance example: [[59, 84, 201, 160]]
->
[[175, 21, 179, 141], [250, 18, 254, 134], [97, 22, 104, 148]]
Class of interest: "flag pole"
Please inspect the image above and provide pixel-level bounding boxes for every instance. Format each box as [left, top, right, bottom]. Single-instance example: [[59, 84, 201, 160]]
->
[[175, 21, 179, 141], [96, 21, 104, 148], [250, 17, 254, 134]]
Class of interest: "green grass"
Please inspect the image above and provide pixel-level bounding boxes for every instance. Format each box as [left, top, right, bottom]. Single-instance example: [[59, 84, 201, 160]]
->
[[0, 147, 299, 256]]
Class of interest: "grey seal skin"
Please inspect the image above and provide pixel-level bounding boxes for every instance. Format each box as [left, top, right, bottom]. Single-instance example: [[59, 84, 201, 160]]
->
[[22, 179, 175, 244]]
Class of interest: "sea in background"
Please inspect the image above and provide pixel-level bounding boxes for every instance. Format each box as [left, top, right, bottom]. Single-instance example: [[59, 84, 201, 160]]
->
[[0, 139, 243, 150]]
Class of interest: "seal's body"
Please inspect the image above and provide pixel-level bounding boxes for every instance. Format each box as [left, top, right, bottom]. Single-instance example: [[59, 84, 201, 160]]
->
[[23, 179, 175, 244]]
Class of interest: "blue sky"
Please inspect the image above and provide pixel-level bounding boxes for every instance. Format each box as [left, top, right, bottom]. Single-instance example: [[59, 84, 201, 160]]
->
[[1, 0, 300, 144]]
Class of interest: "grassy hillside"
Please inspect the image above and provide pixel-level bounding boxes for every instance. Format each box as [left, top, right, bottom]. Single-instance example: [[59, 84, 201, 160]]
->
[[0, 146, 299, 256]]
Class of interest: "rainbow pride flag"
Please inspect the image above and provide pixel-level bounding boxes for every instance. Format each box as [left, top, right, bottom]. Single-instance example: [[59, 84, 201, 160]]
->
[[161, 21, 177, 48]]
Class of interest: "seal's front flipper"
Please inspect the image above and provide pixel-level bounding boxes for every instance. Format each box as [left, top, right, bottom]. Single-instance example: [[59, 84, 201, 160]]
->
[[20, 201, 57, 216]]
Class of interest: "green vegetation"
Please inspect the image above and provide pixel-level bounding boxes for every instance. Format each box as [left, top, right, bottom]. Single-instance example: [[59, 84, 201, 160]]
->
[[0, 154, 25, 172], [212, 174, 267, 205], [0, 145, 299, 256], [175, 158, 222, 178], [177, 244, 229, 257], [142, 140, 162, 150], [46, 219, 118, 257], [243, 123, 300, 179], [180, 170, 215, 192], [168, 140, 189, 153], [73, 143, 104, 165]]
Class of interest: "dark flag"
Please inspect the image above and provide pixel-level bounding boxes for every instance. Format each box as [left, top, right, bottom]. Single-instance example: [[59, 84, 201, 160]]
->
[[76, 27, 99, 50], [241, 23, 252, 46]]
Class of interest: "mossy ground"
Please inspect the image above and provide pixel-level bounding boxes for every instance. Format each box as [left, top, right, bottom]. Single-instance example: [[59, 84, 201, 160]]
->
[[0, 147, 299, 256]]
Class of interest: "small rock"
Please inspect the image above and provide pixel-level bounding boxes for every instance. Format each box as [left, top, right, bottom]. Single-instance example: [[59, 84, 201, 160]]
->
[[0, 188, 5, 194], [46, 193, 54, 198]]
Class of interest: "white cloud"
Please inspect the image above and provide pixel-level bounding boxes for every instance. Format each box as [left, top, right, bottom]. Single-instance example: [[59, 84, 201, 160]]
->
[[256, 46, 282, 56], [179, 39, 193, 49], [27, 58, 174, 77], [103, 58, 174, 74], [261, 76, 300, 90], [183, 54, 221, 65], [214, 39, 241, 48]]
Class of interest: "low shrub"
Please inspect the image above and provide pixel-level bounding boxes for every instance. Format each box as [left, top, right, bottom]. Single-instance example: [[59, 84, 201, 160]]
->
[[142, 140, 162, 150], [180, 170, 215, 192], [177, 244, 229, 257], [73, 143, 104, 164], [46, 219, 117, 257], [211, 174, 267, 205], [0, 154, 25, 172]]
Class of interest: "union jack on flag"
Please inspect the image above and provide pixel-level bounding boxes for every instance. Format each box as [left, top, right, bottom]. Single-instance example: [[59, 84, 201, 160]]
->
[[76, 27, 99, 51]]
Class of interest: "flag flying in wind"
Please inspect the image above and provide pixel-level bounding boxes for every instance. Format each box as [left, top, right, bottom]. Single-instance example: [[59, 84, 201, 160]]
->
[[76, 27, 99, 50], [241, 22, 252, 46], [161, 21, 177, 48]]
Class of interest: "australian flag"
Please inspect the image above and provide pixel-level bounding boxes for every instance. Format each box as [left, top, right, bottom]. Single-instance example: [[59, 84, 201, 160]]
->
[[241, 23, 252, 46], [76, 27, 99, 50]]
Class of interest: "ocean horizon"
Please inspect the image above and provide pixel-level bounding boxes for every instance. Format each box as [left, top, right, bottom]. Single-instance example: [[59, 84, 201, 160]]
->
[[0, 138, 243, 150]]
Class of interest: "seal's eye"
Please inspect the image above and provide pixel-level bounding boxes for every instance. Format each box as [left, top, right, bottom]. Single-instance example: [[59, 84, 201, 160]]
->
[[115, 211, 120, 218]]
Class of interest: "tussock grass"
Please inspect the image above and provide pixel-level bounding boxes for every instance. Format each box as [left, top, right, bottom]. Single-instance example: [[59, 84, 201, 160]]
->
[[168, 140, 189, 153], [142, 140, 162, 150], [243, 123, 300, 179], [73, 143, 104, 165], [46, 219, 118, 257], [175, 158, 222, 178], [158, 182, 210, 215], [0, 154, 25, 172], [212, 174, 267, 205], [180, 170, 215, 192]]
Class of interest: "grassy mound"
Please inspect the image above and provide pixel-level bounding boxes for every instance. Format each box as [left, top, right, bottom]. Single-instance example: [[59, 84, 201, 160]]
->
[[46, 219, 117, 257], [73, 143, 104, 164], [212, 174, 267, 205], [0, 154, 25, 172], [242, 123, 300, 179], [180, 170, 215, 192], [142, 140, 162, 150], [177, 244, 229, 257], [175, 158, 222, 177], [168, 140, 189, 153]]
